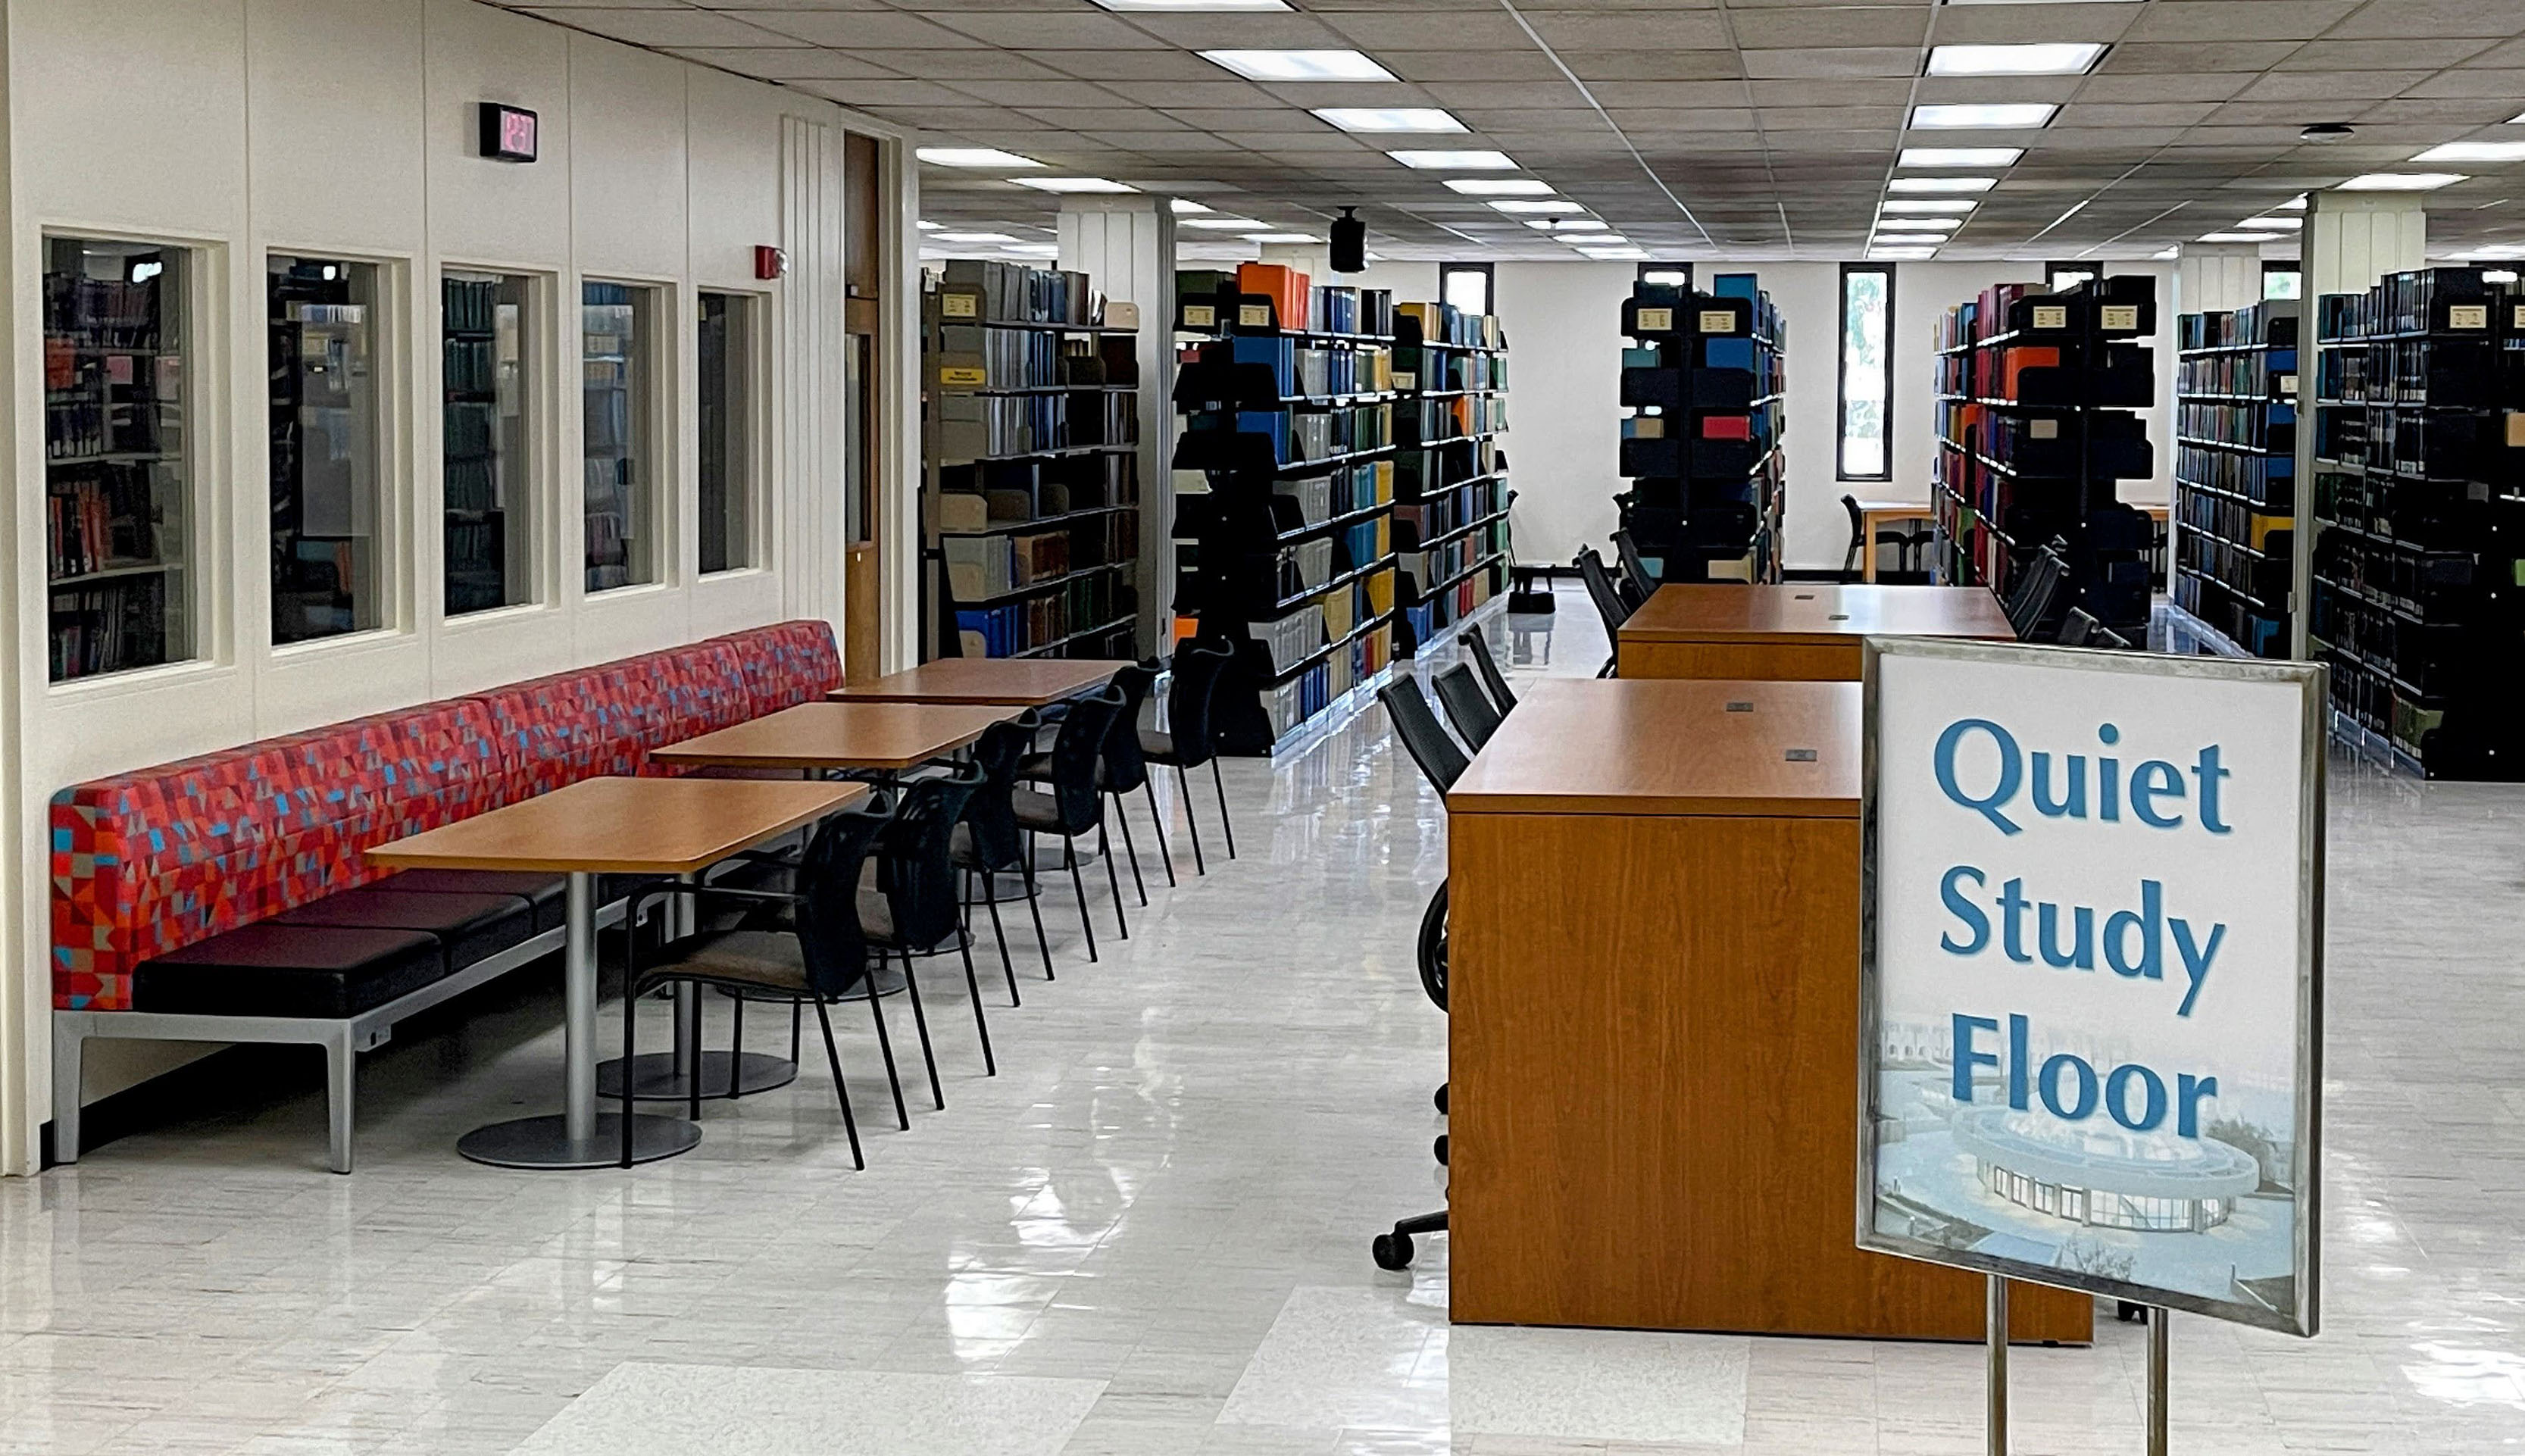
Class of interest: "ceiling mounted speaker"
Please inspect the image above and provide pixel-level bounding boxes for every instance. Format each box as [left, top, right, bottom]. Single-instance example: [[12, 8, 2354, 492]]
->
[[1331, 207, 1366, 273]]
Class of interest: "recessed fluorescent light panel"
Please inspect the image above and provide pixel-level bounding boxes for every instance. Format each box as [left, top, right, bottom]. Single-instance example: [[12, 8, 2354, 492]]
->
[[1314, 108, 1466, 134], [1579, 246, 1649, 259], [1888, 176, 1998, 193], [1900, 147, 2023, 167], [1444, 178, 1555, 195], [1925, 42, 2105, 77], [1873, 233, 1952, 244], [1013, 177, 1139, 193], [1487, 198, 1585, 214], [916, 220, 942, 231], [933, 233, 1017, 242], [1170, 198, 1214, 214], [1911, 102, 2058, 130], [2239, 217, 2303, 230], [1245, 233, 1322, 242], [1880, 198, 1977, 214], [917, 148, 1043, 168], [1389, 149, 1515, 169], [1869, 247, 1936, 260], [2280, 195, 2308, 209], [2199, 233, 2282, 242], [2336, 172, 2466, 191], [2412, 141, 2525, 164], [1202, 50, 1394, 83], [1005, 244, 1061, 256], [1093, 0, 1286, 10], [1180, 216, 1267, 229]]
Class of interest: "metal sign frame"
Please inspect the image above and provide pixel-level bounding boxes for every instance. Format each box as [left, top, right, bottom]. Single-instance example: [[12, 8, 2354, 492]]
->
[[1857, 636, 2326, 1339]]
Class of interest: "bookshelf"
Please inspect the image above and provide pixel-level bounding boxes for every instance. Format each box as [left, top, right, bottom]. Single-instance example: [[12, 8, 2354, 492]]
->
[[581, 281, 654, 593], [2170, 301, 2298, 658], [442, 271, 528, 615], [920, 259, 1142, 663], [44, 237, 192, 682], [1171, 263, 1400, 751], [1392, 302, 1511, 655], [1931, 274, 2158, 639], [268, 255, 383, 645], [1615, 273, 1786, 583], [2308, 267, 2525, 779]]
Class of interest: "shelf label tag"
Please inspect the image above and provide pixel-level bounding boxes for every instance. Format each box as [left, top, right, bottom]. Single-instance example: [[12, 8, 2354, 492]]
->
[[2279, 373, 2298, 395], [939, 365, 987, 386], [2514, 305, 2525, 330], [2099, 304, 2140, 330], [1636, 307, 1673, 333], [2030, 418, 2059, 439], [1183, 303, 1216, 328], [1238, 303, 1272, 328], [1698, 310, 1736, 333], [2449, 305, 2489, 330], [2033, 305, 2070, 330], [1394, 372, 1416, 390], [941, 292, 978, 319]]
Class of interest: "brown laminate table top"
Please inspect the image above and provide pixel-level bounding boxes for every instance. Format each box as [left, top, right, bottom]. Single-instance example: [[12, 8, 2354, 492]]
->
[[829, 658, 1131, 706], [1448, 677, 1861, 819], [648, 702, 1017, 772], [1617, 583, 2014, 645], [367, 776, 867, 876]]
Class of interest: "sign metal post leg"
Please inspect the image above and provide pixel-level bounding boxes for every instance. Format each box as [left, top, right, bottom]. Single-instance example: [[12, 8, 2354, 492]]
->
[[1986, 1273, 2008, 1456], [2147, 1305, 2170, 1456]]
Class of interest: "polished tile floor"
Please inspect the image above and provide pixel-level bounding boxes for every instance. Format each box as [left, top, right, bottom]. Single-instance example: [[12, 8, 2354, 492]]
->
[[4, 586, 2523, 1453]]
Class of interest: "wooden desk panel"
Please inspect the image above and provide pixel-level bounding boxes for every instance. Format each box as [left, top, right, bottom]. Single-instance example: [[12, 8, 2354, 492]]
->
[[1615, 584, 2013, 683], [651, 702, 1015, 772], [370, 776, 866, 876], [1451, 678, 1859, 818], [830, 658, 1129, 706]]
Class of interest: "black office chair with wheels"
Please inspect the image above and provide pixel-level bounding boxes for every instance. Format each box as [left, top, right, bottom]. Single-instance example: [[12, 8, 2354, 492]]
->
[[952, 715, 1056, 995], [1841, 495, 1926, 583], [1370, 676, 1467, 1271], [1611, 528, 1660, 605], [1140, 638, 1237, 874], [619, 800, 902, 1167], [1576, 548, 1632, 677], [1433, 664, 1504, 751], [1460, 623, 1517, 715], [1010, 684, 1129, 960]]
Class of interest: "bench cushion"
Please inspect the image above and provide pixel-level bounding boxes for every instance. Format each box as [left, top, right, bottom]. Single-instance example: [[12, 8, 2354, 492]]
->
[[377, 870, 567, 933], [274, 889, 536, 972], [132, 923, 445, 1019]]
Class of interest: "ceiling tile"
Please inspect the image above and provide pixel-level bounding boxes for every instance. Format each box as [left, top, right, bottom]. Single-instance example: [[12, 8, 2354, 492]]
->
[[520, 7, 807, 46], [2327, 0, 2525, 39], [1033, 50, 1222, 81], [1558, 50, 1745, 82], [789, 77, 979, 105], [867, 48, 1073, 80], [1116, 14, 1357, 47], [1518, 11, 1731, 50], [2405, 68, 2525, 98], [727, 9, 985, 45], [1378, 52, 1570, 83], [2098, 41, 2299, 73], [2073, 73, 2255, 104], [2124, 2, 2362, 42], [1742, 48, 1920, 80], [2237, 70, 2429, 101], [917, 12, 1173, 48], [663, 45, 899, 79], [1727, 6, 1929, 48], [1930, 2, 2142, 45]]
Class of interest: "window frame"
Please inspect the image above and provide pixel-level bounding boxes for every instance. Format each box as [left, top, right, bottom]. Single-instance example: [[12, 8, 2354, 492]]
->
[[438, 264, 551, 618], [2261, 258, 2303, 301], [1439, 261, 1494, 319], [578, 276, 672, 596], [264, 247, 407, 648], [695, 286, 770, 576], [2045, 261, 2098, 293], [1636, 263, 1693, 289], [1836, 261, 1895, 484]]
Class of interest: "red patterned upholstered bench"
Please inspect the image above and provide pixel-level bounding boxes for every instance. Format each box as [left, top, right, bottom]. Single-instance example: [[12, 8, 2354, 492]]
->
[[49, 620, 840, 1172]]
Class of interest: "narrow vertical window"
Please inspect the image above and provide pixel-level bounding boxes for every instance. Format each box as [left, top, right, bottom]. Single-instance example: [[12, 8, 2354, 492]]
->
[[582, 280, 660, 592], [44, 237, 197, 680], [442, 270, 535, 614], [697, 291, 757, 574], [1440, 262, 1493, 320], [1837, 263, 1893, 482], [270, 254, 387, 644]]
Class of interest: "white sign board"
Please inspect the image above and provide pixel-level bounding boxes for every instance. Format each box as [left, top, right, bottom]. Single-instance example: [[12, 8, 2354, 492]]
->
[[1859, 639, 2323, 1337]]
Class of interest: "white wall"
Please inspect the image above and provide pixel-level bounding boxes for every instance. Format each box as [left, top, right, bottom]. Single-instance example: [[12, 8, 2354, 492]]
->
[[2, 0, 919, 1169]]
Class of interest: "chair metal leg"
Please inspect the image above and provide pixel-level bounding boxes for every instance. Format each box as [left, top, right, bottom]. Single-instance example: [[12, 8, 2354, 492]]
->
[[1096, 812, 1130, 941], [1143, 780, 1177, 887], [1210, 758, 1237, 860], [1177, 764, 1208, 876], [982, 882, 1020, 1006], [1112, 791, 1148, 907], [811, 999, 864, 1170], [1063, 834, 1098, 963], [956, 934, 997, 1076], [898, 948, 945, 1111], [1020, 859, 1056, 981], [864, 963, 910, 1130]]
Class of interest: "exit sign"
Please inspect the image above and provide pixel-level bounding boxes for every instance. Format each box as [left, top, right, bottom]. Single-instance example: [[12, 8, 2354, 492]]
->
[[478, 103, 539, 164]]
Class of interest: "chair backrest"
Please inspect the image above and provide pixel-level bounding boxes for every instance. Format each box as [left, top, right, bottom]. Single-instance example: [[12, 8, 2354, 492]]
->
[[791, 801, 896, 998], [1839, 494, 1866, 577], [1433, 664, 1504, 751], [1098, 664, 1158, 792], [1576, 548, 1631, 637], [1380, 678, 1470, 793], [1612, 529, 1660, 600], [2005, 549, 2068, 640], [2092, 624, 2133, 650], [1162, 638, 1236, 769], [1042, 685, 1126, 833], [958, 714, 1040, 871], [877, 760, 985, 953], [1461, 623, 1517, 713], [2058, 607, 2100, 647]]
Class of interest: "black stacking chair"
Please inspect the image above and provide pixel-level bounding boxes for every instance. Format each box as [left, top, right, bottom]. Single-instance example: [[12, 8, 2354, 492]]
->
[[1140, 638, 1237, 874], [1370, 676, 1467, 1270], [1611, 528, 1660, 606], [2003, 543, 2070, 640], [864, 762, 994, 1111], [1432, 664, 1504, 751], [952, 715, 1055, 995], [1011, 684, 1129, 960], [1461, 623, 1517, 715], [1023, 664, 1163, 908], [620, 800, 903, 1167], [1841, 495, 1927, 583], [1381, 676, 1470, 793], [1576, 548, 1632, 677], [2058, 607, 2101, 647]]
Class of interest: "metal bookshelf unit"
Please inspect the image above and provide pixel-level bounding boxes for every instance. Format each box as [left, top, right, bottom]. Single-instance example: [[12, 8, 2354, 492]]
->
[[2169, 300, 2298, 658], [1615, 273, 1785, 583]]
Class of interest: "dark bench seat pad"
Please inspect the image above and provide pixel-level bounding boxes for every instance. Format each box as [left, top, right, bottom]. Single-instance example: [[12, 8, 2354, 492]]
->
[[133, 924, 445, 1019], [275, 889, 536, 972], [377, 870, 567, 933]]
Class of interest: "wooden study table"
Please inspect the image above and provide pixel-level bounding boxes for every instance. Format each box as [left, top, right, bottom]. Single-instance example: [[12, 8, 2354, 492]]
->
[[1852, 500, 1933, 583], [369, 776, 864, 1169], [1616, 583, 2014, 681], [1445, 677, 2089, 1342], [831, 658, 1130, 707], [652, 701, 1017, 773]]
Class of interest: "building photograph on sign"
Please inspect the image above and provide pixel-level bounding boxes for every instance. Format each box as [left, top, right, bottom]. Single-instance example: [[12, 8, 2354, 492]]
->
[[1861, 639, 2324, 1339]]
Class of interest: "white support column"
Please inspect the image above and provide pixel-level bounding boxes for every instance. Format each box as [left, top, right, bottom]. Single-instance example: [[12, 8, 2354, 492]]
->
[[1059, 198, 1178, 652], [2291, 193, 2426, 658]]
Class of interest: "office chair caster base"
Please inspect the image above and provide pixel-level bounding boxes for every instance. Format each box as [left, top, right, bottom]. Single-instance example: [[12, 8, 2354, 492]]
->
[[1372, 1232, 1415, 1270], [1434, 1133, 1447, 1167]]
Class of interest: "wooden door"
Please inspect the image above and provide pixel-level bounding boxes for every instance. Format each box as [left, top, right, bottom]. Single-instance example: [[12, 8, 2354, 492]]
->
[[841, 133, 882, 683]]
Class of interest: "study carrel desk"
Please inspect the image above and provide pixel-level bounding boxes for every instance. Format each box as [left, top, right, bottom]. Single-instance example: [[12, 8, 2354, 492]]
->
[[1445, 677, 2089, 1342], [1615, 583, 2015, 681]]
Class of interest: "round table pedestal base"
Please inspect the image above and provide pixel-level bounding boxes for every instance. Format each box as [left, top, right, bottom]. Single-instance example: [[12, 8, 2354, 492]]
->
[[456, 1113, 701, 1169], [596, 1051, 798, 1101]]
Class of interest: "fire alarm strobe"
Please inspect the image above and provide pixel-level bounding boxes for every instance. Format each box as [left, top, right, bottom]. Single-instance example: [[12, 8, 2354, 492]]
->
[[755, 245, 789, 281]]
